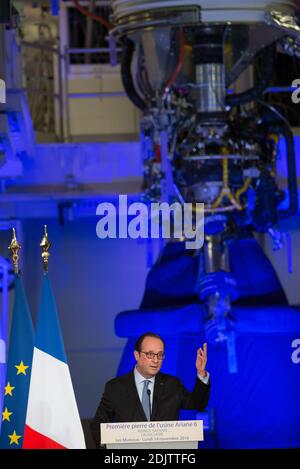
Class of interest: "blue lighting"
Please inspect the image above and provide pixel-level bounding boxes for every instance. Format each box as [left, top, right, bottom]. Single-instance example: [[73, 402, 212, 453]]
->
[[51, 0, 59, 16], [115, 239, 300, 448]]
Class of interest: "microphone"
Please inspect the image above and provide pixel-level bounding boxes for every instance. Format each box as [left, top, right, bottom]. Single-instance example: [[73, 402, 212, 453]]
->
[[147, 389, 151, 420]]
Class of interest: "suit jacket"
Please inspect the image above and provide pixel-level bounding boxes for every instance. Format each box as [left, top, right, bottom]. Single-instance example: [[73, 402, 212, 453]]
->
[[90, 370, 210, 447]]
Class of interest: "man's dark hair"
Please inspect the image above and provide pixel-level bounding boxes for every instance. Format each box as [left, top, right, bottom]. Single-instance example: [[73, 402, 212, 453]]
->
[[135, 332, 165, 352]]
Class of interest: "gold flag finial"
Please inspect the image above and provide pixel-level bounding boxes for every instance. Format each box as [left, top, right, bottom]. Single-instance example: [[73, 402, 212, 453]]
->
[[9, 228, 21, 275], [40, 225, 51, 273]]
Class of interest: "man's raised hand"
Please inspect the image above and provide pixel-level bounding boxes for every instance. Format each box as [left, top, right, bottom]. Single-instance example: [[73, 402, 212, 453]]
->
[[196, 343, 207, 377]]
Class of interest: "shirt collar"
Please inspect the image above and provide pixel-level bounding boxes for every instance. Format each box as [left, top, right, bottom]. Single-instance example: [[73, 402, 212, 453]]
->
[[134, 366, 155, 385]]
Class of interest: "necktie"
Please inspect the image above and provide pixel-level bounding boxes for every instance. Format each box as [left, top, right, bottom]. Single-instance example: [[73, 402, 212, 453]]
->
[[141, 380, 151, 420]]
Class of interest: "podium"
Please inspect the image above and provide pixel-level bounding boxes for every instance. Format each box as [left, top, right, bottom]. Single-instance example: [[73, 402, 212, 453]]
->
[[101, 420, 203, 449]]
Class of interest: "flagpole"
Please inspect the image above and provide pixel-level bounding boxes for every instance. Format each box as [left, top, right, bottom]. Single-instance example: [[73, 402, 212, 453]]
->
[[40, 225, 51, 273]]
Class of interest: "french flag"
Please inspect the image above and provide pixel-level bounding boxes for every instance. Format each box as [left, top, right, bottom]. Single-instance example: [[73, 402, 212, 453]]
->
[[23, 275, 86, 449]]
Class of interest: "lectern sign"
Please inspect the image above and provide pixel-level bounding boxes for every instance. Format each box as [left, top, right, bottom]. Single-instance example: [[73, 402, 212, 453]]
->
[[101, 420, 203, 445]]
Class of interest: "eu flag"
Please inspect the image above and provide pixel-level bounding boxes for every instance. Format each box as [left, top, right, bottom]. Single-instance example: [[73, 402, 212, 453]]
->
[[0, 276, 34, 448]]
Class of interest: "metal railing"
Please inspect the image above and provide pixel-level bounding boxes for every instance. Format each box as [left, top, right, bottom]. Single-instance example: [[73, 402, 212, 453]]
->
[[21, 41, 125, 142], [21, 40, 64, 141], [63, 45, 125, 142]]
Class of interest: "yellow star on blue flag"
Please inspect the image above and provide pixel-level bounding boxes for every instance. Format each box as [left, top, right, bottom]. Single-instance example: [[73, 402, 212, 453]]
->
[[2, 407, 13, 422], [8, 430, 22, 446], [15, 361, 29, 376], [4, 382, 15, 397]]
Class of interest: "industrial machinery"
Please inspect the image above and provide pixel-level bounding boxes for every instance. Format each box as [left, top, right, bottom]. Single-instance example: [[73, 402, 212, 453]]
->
[[109, 0, 300, 342], [109, 2, 300, 448]]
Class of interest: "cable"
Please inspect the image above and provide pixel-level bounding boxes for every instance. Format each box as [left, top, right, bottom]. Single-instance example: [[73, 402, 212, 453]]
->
[[163, 30, 185, 99], [71, 0, 112, 31], [268, 124, 298, 219], [121, 38, 146, 111]]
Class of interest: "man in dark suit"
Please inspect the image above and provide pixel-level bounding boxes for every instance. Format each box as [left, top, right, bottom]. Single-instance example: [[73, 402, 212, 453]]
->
[[90, 332, 210, 447]]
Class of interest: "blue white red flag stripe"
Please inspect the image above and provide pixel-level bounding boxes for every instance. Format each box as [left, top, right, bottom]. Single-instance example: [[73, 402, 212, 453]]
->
[[23, 276, 85, 449]]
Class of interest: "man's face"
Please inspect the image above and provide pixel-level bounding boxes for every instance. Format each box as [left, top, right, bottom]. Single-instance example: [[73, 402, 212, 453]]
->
[[134, 336, 165, 378]]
